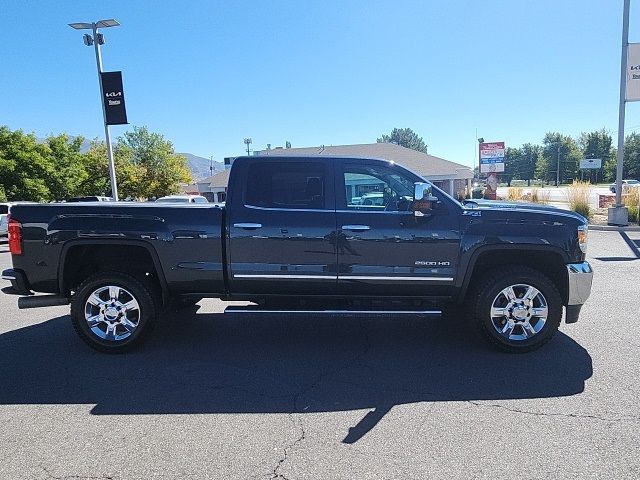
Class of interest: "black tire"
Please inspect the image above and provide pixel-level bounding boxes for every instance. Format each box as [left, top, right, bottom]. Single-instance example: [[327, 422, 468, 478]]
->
[[71, 271, 158, 353], [469, 266, 562, 353]]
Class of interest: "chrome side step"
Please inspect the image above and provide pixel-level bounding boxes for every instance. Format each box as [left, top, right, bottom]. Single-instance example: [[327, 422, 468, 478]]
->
[[224, 307, 442, 315]]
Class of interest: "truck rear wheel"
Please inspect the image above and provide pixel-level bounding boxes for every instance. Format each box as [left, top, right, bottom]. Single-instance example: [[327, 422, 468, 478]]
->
[[469, 266, 562, 353], [71, 271, 158, 353]]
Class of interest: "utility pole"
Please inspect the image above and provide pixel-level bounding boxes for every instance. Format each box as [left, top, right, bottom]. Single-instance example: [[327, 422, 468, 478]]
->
[[609, 0, 631, 225], [244, 138, 252, 156], [69, 19, 121, 201], [210, 156, 214, 177]]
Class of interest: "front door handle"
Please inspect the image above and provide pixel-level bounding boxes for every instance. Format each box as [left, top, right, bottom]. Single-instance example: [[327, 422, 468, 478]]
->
[[341, 225, 371, 231], [233, 223, 262, 229]]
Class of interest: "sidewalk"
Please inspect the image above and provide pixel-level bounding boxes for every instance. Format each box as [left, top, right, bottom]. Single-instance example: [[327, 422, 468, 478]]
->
[[588, 224, 640, 231]]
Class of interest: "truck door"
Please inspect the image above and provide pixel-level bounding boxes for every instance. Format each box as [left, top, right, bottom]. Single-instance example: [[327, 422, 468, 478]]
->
[[227, 158, 337, 295], [335, 159, 461, 297]]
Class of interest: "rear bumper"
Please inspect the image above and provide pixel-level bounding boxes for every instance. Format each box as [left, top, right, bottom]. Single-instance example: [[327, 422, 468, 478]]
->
[[1, 268, 32, 296]]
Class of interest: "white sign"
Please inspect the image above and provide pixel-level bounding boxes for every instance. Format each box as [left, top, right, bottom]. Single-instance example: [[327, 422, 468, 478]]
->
[[479, 141, 505, 173], [627, 43, 640, 102], [580, 158, 602, 169]]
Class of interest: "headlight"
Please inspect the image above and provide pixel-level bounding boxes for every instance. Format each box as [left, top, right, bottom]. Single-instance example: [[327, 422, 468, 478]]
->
[[578, 225, 588, 253]]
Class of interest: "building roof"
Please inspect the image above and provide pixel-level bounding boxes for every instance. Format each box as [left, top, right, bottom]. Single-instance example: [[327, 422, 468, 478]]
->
[[207, 169, 231, 188], [255, 142, 473, 180]]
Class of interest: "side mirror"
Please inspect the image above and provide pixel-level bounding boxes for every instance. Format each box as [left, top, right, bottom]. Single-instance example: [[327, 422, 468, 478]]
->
[[413, 182, 438, 216]]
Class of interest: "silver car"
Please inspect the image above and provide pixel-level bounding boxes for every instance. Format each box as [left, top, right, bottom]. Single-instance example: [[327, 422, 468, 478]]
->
[[0, 214, 7, 241]]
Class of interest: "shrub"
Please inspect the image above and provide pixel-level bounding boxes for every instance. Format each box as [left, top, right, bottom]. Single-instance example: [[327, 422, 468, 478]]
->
[[471, 187, 484, 199], [623, 186, 640, 223], [566, 181, 593, 219], [530, 187, 550, 204], [506, 187, 524, 201]]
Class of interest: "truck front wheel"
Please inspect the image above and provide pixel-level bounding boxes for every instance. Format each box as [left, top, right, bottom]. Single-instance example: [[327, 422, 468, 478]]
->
[[469, 266, 562, 353], [71, 271, 158, 353]]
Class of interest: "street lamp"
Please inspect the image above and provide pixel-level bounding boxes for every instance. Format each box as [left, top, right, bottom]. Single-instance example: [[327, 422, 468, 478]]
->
[[244, 138, 252, 156], [556, 144, 561, 187], [69, 19, 121, 200]]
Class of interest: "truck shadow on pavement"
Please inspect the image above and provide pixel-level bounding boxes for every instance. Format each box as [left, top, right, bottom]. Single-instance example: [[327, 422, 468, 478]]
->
[[0, 309, 593, 443]]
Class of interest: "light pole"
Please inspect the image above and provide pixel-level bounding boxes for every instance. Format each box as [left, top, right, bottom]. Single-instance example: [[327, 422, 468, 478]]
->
[[477, 137, 484, 181], [69, 19, 120, 201], [244, 138, 252, 156], [609, 0, 631, 225], [556, 144, 561, 187]]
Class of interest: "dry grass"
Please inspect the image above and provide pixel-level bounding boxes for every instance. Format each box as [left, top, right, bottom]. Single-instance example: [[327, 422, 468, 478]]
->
[[506, 187, 525, 201], [530, 187, 550, 204], [623, 186, 640, 223], [566, 181, 593, 219]]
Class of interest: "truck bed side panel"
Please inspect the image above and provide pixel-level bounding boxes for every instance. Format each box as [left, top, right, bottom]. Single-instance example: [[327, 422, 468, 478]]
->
[[9, 203, 225, 295]]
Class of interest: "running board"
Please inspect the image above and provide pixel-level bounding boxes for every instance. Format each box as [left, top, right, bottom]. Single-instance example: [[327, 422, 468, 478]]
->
[[224, 306, 442, 315], [18, 295, 70, 309]]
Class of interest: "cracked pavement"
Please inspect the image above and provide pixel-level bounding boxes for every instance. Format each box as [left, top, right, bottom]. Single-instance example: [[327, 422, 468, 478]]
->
[[0, 230, 639, 479]]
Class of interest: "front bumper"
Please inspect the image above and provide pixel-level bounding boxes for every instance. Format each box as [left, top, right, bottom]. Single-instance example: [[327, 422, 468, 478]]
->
[[565, 262, 593, 324]]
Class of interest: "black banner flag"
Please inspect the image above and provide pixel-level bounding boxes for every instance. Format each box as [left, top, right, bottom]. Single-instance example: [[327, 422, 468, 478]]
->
[[100, 71, 128, 125]]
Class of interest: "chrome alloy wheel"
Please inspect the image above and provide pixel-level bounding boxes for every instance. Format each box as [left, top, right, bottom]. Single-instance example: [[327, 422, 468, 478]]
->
[[84, 285, 141, 341], [490, 284, 548, 341]]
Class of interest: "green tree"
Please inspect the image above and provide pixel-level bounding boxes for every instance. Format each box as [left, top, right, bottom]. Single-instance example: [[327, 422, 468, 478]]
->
[[0, 126, 54, 201], [536, 133, 581, 185], [44, 134, 88, 200], [116, 126, 192, 199], [502, 147, 521, 186], [79, 140, 144, 199], [518, 143, 542, 184], [578, 129, 614, 183], [622, 132, 640, 181], [503, 145, 540, 186], [377, 127, 428, 154]]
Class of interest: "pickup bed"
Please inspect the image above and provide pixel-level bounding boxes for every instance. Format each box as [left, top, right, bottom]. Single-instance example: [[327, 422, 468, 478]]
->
[[2, 155, 593, 353]]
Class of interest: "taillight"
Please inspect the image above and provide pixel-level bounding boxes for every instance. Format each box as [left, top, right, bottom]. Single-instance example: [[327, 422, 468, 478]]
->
[[8, 216, 22, 255]]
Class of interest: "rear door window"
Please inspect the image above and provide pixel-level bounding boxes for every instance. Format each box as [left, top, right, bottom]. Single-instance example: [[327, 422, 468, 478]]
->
[[245, 162, 328, 210]]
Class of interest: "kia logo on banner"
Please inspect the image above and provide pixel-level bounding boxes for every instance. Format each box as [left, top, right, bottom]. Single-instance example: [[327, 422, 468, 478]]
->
[[100, 71, 128, 125]]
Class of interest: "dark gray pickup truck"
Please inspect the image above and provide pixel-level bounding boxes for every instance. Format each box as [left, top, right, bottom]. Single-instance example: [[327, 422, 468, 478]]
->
[[2, 156, 593, 353]]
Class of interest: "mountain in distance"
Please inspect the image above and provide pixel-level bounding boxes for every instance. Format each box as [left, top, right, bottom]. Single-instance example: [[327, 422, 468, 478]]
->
[[179, 153, 224, 181]]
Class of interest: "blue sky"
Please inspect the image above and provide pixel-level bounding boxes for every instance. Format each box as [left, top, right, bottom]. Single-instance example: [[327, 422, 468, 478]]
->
[[2, 0, 640, 167]]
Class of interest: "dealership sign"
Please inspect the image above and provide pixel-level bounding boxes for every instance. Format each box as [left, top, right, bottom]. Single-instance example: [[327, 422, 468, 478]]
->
[[479, 141, 505, 173], [100, 71, 128, 125], [627, 43, 640, 102], [579, 158, 602, 169]]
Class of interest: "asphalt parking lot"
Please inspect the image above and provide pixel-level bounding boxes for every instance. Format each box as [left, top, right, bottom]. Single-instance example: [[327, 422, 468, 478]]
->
[[0, 230, 639, 480]]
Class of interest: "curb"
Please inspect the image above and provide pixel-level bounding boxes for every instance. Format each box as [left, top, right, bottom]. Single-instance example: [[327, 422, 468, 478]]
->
[[588, 224, 640, 231]]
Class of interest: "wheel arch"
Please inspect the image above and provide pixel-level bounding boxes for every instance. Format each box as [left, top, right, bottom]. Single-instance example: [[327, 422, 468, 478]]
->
[[58, 239, 169, 303], [459, 245, 569, 305]]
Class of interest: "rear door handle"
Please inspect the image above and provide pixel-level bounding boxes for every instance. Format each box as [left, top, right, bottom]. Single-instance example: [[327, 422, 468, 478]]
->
[[233, 223, 262, 229], [341, 225, 371, 231]]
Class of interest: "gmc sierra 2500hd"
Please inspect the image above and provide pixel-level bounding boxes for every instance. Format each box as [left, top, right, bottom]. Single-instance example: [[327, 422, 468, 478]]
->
[[1, 156, 593, 353]]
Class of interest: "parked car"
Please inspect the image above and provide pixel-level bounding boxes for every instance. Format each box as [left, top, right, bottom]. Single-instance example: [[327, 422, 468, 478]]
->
[[359, 192, 384, 206], [609, 179, 640, 193], [0, 203, 9, 241], [155, 195, 209, 204], [66, 196, 114, 202], [0, 214, 7, 241], [2, 156, 593, 354]]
